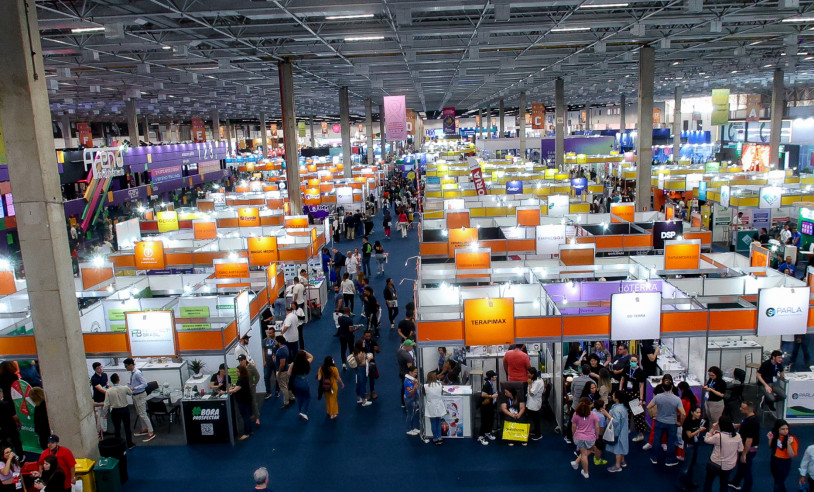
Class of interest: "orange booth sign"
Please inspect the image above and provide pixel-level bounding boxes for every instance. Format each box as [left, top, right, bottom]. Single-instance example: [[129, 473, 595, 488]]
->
[[0, 271, 17, 295], [610, 202, 635, 223], [237, 208, 260, 227], [192, 220, 217, 240], [463, 298, 515, 346], [445, 211, 470, 229], [664, 239, 701, 270], [134, 241, 165, 270], [559, 244, 595, 266], [248, 237, 278, 266], [214, 259, 250, 288], [285, 215, 309, 229], [516, 207, 541, 227], [448, 228, 478, 256], [455, 248, 491, 276]]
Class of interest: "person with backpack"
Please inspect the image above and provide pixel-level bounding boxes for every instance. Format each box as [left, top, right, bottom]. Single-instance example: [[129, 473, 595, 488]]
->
[[331, 248, 346, 281], [317, 356, 343, 419], [382, 209, 392, 239]]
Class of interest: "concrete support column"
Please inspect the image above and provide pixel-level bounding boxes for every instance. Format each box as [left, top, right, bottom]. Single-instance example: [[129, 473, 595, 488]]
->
[[339, 87, 352, 177], [555, 78, 565, 168], [259, 112, 268, 156], [309, 117, 316, 148], [499, 99, 505, 137], [211, 109, 220, 142], [61, 113, 71, 148], [635, 46, 655, 212], [278, 60, 301, 212], [380, 102, 386, 162], [487, 108, 492, 139], [770, 69, 784, 168], [142, 116, 150, 143], [586, 105, 591, 131], [0, 0, 98, 458], [477, 109, 483, 140], [673, 86, 682, 163], [518, 92, 527, 158], [126, 98, 139, 145], [620, 94, 626, 131], [225, 120, 233, 154], [365, 98, 374, 165]]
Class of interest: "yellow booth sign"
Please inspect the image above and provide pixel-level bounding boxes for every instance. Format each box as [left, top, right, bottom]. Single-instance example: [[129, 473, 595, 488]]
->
[[156, 211, 179, 233]]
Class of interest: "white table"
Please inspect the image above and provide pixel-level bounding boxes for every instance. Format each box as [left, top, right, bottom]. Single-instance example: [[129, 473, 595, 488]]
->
[[707, 340, 762, 382], [105, 360, 188, 391]]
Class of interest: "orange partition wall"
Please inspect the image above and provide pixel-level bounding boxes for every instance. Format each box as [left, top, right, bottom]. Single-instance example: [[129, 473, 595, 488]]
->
[[507, 239, 536, 252], [623, 234, 653, 249], [684, 231, 712, 245], [446, 212, 470, 229], [417, 320, 464, 342], [80, 266, 114, 290], [563, 315, 609, 338], [177, 321, 238, 352], [0, 335, 37, 358], [515, 317, 561, 339], [661, 311, 708, 334], [595, 235, 624, 250], [419, 242, 449, 257], [708, 309, 756, 332], [84, 332, 129, 356]]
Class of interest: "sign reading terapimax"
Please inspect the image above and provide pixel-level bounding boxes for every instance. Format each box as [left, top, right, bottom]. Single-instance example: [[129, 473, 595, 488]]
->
[[757, 286, 811, 336]]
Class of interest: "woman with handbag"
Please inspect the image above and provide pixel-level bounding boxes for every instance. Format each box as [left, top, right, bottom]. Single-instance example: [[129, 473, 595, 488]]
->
[[477, 371, 499, 446], [383, 278, 398, 329], [605, 390, 630, 473], [702, 416, 743, 492], [424, 371, 446, 445], [317, 356, 343, 420]]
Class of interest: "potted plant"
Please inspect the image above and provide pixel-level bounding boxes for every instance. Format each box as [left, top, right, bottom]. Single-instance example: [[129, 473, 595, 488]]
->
[[189, 359, 205, 378]]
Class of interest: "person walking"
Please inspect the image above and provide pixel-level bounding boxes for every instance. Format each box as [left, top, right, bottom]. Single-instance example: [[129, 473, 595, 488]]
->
[[102, 373, 134, 449], [768, 419, 797, 492], [383, 278, 398, 329], [424, 370, 446, 445], [340, 273, 356, 313], [570, 397, 600, 479], [382, 209, 392, 239], [729, 400, 760, 491], [799, 441, 814, 490], [620, 354, 648, 442], [646, 376, 685, 467], [703, 366, 726, 426], [124, 358, 155, 442], [605, 390, 630, 473], [678, 405, 707, 490], [336, 307, 358, 370], [398, 210, 408, 238], [317, 356, 343, 419], [397, 340, 417, 408], [352, 340, 373, 407], [262, 325, 278, 400], [361, 236, 373, 278], [274, 336, 293, 410], [702, 416, 743, 492], [289, 349, 314, 421], [373, 240, 386, 276], [361, 286, 380, 337]]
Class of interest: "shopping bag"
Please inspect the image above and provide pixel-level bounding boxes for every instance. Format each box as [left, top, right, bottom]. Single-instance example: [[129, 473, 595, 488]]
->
[[72, 481, 84, 492], [501, 421, 530, 442], [603, 418, 616, 442]]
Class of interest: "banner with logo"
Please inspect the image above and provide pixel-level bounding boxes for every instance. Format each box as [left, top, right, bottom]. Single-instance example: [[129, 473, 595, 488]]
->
[[247, 236, 278, 267], [407, 109, 416, 135], [77, 122, 93, 147], [610, 292, 661, 341], [663, 239, 700, 270], [214, 259, 250, 288], [505, 180, 523, 194], [759, 186, 783, 209], [448, 228, 478, 255], [757, 286, 811, 336], [270, 123, 278, 137], [746, 94, 761, 122], [151, 165, 184, 184], [531, 103, 545, 130], [536, 224, 566, 255], [464, 298, 514, 346], [298, 121, 307, 138], [652, 221, 684, 249], [548, 195, 570, 217], [183, 398, 231, 444], [237, 207, 260, 227], [720, 185, 731, 207], [156, 210, 179, 233], [321, 121, 328, 135], [467, 157, 488, 196], [384, 95, 408, 140], [442, 107, 456, 135], [135, 241, 165, 270], [571, 177, 587, 196], [191, 118, 207, 143], [126, 310, 177, 357], [653, 108, 662, 125], [11, 379, 41, 453], [711, 89, 730, 126], [455, 250, 491, 275]]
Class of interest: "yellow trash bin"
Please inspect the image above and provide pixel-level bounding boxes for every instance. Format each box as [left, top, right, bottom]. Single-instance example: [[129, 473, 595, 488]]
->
[[74, 458, 96, 492]]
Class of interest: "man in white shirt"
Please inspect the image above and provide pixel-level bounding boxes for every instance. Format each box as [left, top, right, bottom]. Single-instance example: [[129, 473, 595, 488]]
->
[[281, 305, 300, 356], [340, 272, 356, 313], [346, 250, 358, 277], [291, 277, 305, 310], [781, 223, 792, 244], [234, 334, 253, 364]]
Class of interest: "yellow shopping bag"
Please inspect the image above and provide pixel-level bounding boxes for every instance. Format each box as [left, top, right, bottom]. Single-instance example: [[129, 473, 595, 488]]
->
[[501, 421, 530, 442]]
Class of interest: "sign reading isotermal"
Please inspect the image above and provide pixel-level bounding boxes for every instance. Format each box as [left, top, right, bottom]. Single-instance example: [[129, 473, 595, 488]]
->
[[610, 292, 661, 341], [126, 311, 177, 357], [757, 286, 811, 336]]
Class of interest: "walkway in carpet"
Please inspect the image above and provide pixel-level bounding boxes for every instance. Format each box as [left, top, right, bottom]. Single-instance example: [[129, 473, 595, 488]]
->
[[120, 205, 810, 491]]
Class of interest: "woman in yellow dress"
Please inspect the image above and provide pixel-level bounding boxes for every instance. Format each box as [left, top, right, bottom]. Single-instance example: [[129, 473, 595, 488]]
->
[[318, 356, 344, 419]]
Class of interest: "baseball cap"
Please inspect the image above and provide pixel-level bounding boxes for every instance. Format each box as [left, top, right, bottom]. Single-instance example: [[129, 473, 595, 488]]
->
[[241, 334, 250, 340], [47, 435, 59, 444], [237, 354, 247, 362], [403, 339, 416, 347]]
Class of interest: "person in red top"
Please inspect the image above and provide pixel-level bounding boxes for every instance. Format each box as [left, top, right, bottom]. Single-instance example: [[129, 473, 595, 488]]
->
[[35, 435, 75, 490], [503, 345, 531, 382]]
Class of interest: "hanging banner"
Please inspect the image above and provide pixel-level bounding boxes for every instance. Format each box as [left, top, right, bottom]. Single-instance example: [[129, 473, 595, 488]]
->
[[134, 241, 165, 270], [247, 236, 278, 266], [270, 123, 278, 137], [759, 186, 783, 209], [298, 121, 307, 138], [463, 298, 514, 346], [548, 195, 570, 217], [150, 165, 184, 184], [237, 207, 260, 227], [720, 185, 731, 207], [407, 109, 416, 135], [532, 103, 545, 129], [191, 118, 207, 143], [442, 107, 456, 135], [663, 239, 700, 270], [77, 122, 93, 147], [711, 89, 730, 126], [321, 121, 328, 135], [653, 108, 662, 125], [610, 292, 662, 341], [384, 95, 408, 140], [156, 210, 179, 233], [571, 177, 587, 196], [467, 157, 488, 196], [746, 94, 761, 122], [757, 286, 811, 336]]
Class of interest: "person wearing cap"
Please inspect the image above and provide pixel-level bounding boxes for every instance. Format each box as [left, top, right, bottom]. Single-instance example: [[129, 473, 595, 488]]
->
[[124, 358, 155, 442], [477, 371, 499, 445], [237, 354, 261, 426], [210, 363, 231, 394], [89, 362, 108, 439], [102, 373, 135, 449], [235, 334, 253, 365], [281, 305, 300, 357], [397, 340, 416, 408], [36, 435, 76, 490]]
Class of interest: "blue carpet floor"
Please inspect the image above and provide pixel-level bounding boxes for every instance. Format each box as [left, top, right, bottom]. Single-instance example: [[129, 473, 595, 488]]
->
[[121, 210, 813, 491]]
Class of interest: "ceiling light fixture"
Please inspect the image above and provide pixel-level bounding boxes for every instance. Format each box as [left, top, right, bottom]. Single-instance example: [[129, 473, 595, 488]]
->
[[551, 26, 591, 32], [578, 3, 629, 7], [326, 14, 375, 20], [71, 27, 105, 33], [782, 16, 814, 22], [344, 36, 385, 41]]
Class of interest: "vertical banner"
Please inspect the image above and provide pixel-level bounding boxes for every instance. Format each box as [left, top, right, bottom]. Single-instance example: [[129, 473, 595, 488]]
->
[[384, 96, 408, 140], [270, 123, 278, 137], [653, 108, 662, 125], [191, 118, 207, 143], [532, 103, 545, 129], [467, 157, 488, 196], [321, 121, 328, 135], [298, 121, 307, 138], [711, 89, 730, 126], [406, 109, 416, 135], [746, 94, 761, 122], [0, 118, 6, 166], [77, 122, 93, 147], [442, 107, 456, 135]]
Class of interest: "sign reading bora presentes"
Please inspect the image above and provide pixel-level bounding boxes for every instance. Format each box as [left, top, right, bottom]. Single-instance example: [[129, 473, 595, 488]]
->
[[192, 220, 217, 240], [156, 210, 179, 233], [455, 250, 491, 271], [248, 236, 278, 266], [610, 202, 635, 223], [610, 292, 661, 341], [757, 286, 811, 336], [126, 311, 177, 357], [463, 298, 515, 346], [448, 228, 478, 254], [663, 239, 700, 270], [237, 207, 260, 227], [134, 241, 165, 270]]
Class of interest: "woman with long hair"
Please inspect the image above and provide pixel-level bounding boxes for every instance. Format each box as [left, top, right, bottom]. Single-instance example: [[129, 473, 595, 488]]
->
[[597, 368, 612, 403], [353, 340, 372, 407], [679, 405, 707, 491], [526, 367, 545, 441], [373, 241, 386, 276], [33, 455, 65, 492], [229, 365, 254, 440], [570, 397, 600, 479], [605, 390, 630, 473], [423, 370, 446, 445], [580, 381, 598, 403], [768, 419, 797, 492], [288, 349, 314, 421], [703, 366, 726, 426], [702, 416, 743, 492], [0, 447, 20, 492], [383, 277, 398, 329], [318, 356, 343, 419]]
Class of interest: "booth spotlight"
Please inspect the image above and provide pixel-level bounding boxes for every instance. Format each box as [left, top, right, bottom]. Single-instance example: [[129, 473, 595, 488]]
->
[[676, 235, 683, 241], [228, 252, 239, 261], [441, 229, 448, 237], [0, 259, 11, 271]]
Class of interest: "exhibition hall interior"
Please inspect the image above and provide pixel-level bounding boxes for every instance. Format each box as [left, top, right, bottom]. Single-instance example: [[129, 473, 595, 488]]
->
[[3, 0, 814, 490]]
